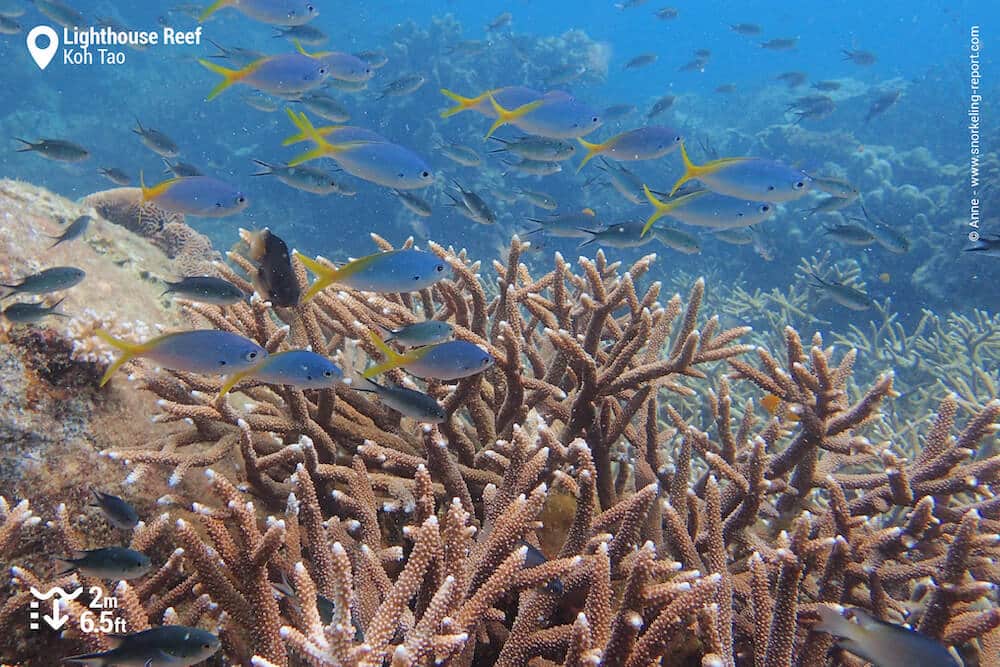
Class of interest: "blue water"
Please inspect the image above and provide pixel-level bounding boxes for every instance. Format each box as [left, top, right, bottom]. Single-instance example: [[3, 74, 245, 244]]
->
[[0, 0, 996, 330]]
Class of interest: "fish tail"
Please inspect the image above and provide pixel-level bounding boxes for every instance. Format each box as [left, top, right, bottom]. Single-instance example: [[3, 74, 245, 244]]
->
[[282, 110, 342, 160], [289, 140, 369, 166], [295, 252, 340, 302], [373, 322, 394, 342], [48, 297, 67, 317], [94, 329, 147, 387], [282, 108, 314, 146], [217, 368, 253, 399], [287, 146, 330, 167], [291, 39, 312, 56], [362, 331, 409, 379], [575, 137, 603, 173], [53, 557, 77, 576], [251, 159, 276, 175], [353, 375, 381, 392], [814, 605, 860, 641], [13, 137, 35, 152], [61, 648, 115, 665], [198, 58, 242, 100], [669, 141, 700, 196], [641, 184, 671, 236], [484, 95, 543, 140], [198, 0, 232, 22], [576, 229, 597, 248], [439, 88, 483, 118]]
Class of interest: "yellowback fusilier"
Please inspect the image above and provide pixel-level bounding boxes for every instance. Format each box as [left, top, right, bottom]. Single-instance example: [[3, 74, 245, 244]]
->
[[95, 329, 267, 387]]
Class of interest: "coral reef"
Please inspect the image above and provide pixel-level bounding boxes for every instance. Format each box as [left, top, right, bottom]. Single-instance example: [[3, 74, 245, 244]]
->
[[1, 219, 998, 666], [80, 186, 219, 276], [0, 181, 196, 502]]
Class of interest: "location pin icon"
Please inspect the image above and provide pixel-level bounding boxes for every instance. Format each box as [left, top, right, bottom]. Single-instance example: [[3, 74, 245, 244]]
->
[[27, 25, 59, 70]]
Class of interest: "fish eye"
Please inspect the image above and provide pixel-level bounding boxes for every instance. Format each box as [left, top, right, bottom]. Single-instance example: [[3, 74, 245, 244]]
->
[[794, 180, 806, 189], [319, 67, 328, 75], [324, 370, 333, 377], [422, 171, 430, 178], [307, 4, 316, 12], [761, 204, 771, 212], [736, 212, 744, 218], [435, 264, 445, 272], [237, 195, 246, 204], [767, 185, 776, 191], [219, 360, 227, 366], [592, 116, 599, 122], [413, 274, 421, 281], [245, 351, 259, 361], [674, 136, 682, 142]]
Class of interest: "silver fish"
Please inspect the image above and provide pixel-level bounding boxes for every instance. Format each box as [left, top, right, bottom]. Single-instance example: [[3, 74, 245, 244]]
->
[[162, 158, 203, 177], [252, 159, 347, 195], [823, 221, 876, 246], [489, 135, 576, 162], [815, 605, 958, 667], [355, 377, 446, 422], [14, 137, 89, 162], [160, 276, 245, 305], [3, 298, 68, 323], [580, 220, 656, 249], [447, 180, 495, 225], [438, 142, 481, 167], [381, 320, 453, 347], [1, 266, 85, 299], [132, 118, 180, 158], [649, 226, 701, 254], [378, 74, 425, 100], [91, 488, 139, 529], [807, 273, 873, 311], [98, 167, 131, 186], [965, 235, 1000, 257], [62, 625, 221, 666], [48, 216, 90, 249], [56, 547, 151, 580], [503, 158, 563, 177], [393, 189, 432, 217], [519, 189, 557, 210]]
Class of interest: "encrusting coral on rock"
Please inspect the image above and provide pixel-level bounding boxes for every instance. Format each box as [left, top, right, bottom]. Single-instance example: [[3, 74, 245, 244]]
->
[[1, 229, 998, 666]]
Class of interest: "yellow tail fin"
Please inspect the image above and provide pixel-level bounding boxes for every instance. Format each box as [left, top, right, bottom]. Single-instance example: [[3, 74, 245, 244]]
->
[[217, 363, 262, 399], [283, 109, 367, 163], [641, 185, 708, 236], [669, 141, 702, 196], [95, 329, 148, 387], [198, 0, 231, 21], [439, 88, 484, 119], [292, 39, 314, 57], [282, 108, 315, 146], [484, 95, 544, 140], [198, 58, 242, 101], [361, 330, 411, 379], [287, 146, 332, 167], [575, 137, 605, 173], [295, 252, 341, 302]]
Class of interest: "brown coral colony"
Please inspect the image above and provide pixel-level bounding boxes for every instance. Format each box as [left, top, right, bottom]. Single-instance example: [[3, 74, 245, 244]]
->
[[2, 226, 997, 667]]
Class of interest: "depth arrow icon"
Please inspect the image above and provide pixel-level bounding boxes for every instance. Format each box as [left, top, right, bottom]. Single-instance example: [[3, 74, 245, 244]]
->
[[43, 599, 68, 630]]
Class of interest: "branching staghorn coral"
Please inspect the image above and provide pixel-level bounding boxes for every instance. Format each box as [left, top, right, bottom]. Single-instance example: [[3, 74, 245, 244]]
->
[[3, 238, 999, 666]]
